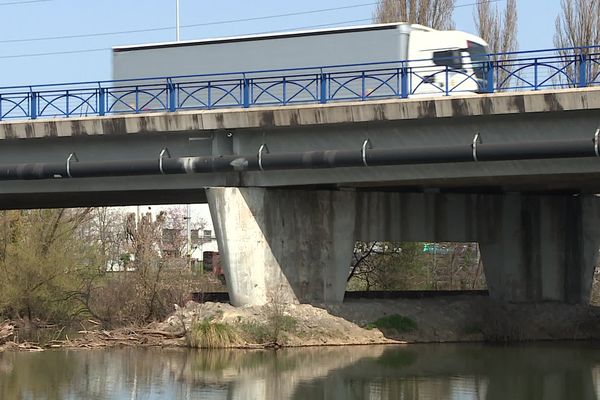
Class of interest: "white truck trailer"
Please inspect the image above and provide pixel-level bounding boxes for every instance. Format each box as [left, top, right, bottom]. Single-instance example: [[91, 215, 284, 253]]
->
[[112, 23, 490, 101]]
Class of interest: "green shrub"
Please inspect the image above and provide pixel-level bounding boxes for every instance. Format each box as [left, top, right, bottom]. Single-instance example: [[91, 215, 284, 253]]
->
[[270, 314, 297, 335], [366, 314, 417, 332], [187, 319, 238, 348]]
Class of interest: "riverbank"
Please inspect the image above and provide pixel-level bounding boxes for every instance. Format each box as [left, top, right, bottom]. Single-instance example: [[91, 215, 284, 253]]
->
[[328, 295, 600, 343], [3, 295, 600, 351]]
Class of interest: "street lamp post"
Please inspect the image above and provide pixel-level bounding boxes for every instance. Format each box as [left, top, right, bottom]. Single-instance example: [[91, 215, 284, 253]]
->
[[184, 204, 191, 270]]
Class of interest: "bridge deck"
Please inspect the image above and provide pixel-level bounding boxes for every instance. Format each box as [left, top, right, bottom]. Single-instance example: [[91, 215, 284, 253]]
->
[[0, 88, 598, 209]]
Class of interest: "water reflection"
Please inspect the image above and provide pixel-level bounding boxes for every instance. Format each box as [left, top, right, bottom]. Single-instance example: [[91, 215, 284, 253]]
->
[[1, 343, 600, 399]]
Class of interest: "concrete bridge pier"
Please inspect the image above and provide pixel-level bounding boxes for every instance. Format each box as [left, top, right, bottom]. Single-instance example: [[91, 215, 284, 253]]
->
[[479, 194, 600, 304], [207, 187, 356, 306], [208, 187, 600, 307]]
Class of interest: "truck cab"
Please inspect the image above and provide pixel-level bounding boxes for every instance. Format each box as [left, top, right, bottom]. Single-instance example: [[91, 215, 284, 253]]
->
[[407, 26, 490, 96]]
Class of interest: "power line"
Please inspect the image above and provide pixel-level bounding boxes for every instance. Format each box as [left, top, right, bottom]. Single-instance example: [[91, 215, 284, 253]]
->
[[0, 16, 370, 59], [181, 2, 379, 27], [255, 18, 373, 35], [0, 0, 498, 45], [0, 0, 51, 5], [0, 47, 109, 60], [0, 26, 170, 44], [0, 0, 504, 60], [0, 17, 375, 59], [0, 2, 379, 44], [457, 0, 500, 7]]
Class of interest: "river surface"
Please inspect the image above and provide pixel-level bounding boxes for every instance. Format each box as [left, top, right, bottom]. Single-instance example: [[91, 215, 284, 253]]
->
[[2, 343, 600, 399]]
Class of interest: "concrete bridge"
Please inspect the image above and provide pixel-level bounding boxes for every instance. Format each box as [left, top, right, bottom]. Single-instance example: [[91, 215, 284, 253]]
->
[[1, 88, 600, 306]]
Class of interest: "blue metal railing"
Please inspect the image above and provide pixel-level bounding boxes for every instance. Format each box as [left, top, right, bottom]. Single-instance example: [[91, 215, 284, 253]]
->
[[0, 45, 599, 121]]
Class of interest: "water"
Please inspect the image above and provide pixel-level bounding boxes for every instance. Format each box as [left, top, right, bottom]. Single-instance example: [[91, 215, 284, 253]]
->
[[2, 343, 600, 399]]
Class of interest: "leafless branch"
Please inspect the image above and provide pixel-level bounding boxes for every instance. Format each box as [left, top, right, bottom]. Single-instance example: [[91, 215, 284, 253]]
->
[[474, 0, 518, 88], [374, 0, 456, 30], [554, 0, 600, 86]]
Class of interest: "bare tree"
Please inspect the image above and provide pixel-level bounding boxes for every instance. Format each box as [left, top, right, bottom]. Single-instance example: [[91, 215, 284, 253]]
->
[[347, 241, 430, 291], [374, 0, 456, 30], [475, 0, 517, 54], [554, 0, 600, 85], [80, 207, 127, 268], [474, 0, 518, 88]]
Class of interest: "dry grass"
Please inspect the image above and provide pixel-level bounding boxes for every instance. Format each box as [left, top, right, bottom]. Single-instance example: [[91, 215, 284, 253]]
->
[[187, 319, 238, 349]]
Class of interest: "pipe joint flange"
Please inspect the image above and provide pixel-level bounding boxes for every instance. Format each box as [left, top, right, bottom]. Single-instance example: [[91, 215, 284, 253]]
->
[[66, 152, 79, 178], [472, 133, 482, 162], [361, 139, 372, 167], [159, 148, 171, 175], [594, 128, 600, 158], [258, 144, 269, 172]]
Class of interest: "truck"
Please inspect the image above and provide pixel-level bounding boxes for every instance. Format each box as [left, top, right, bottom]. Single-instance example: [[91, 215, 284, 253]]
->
[[112, 22, 490, 104]]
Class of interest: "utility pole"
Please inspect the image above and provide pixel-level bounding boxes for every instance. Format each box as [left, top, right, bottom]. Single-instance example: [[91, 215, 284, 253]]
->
[[176, 0, 181, 42]]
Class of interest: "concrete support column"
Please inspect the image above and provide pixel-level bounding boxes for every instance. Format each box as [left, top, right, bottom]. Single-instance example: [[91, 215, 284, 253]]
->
[[479, 194, 600, 304], [207, 187, 356, 306]]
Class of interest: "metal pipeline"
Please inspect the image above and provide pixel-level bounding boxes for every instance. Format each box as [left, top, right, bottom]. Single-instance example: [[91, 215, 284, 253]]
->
[[0, 135, 598, 181]]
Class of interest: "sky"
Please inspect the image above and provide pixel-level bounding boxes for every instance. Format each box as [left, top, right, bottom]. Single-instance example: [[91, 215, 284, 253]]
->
[[0, 0, 563, 88]]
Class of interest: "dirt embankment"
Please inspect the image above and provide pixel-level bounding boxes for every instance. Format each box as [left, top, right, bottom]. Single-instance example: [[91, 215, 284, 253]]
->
[[3, 295, 600, 352], [327, 296, 600, 343]]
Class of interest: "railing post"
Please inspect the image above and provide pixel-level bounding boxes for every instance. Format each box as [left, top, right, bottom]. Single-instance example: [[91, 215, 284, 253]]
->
[[400, 65, 408, 99], [534, 59, 538, 90], [30, 91, 37, 120], [207, 81, 212, 108], [167, 81, 177, 112], [65, 90, 70, 117], [243, 78, 250, 108], [486, 61, 495, 93], [445, 66, 449, 96], [578, 53, 588, 88], [361, 71, 366, 100], [0, 94, 3, 121], [98, 87, 106, 116], [319, 73, 327, 104], [282, 77, 287, 105]]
